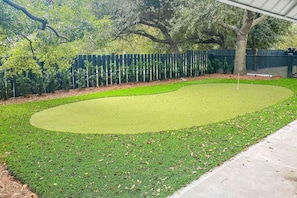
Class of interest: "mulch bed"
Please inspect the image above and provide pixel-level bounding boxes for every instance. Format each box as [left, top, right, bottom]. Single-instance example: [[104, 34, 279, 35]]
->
[[0, 164, 38, 198], [0, 74, 279, 197]]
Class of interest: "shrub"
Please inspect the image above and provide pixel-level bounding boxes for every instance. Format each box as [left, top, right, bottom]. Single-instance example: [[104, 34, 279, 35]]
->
[[85, 61, 97, 88], [59, 69, 72, 91], [45, 68, 58, 93], [28, 71, 47, 96], [128, 65, 136, 82], [222, 58, 229, 74], [207, 60, 214, 74], [76, 68, 87, 89], [16, 73, 32, 97], [0, 72, 11, 100], [211, 58, 222, 73]]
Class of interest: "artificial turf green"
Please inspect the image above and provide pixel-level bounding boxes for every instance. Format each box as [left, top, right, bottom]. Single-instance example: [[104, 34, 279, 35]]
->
[[1, 78, 297, 197], [30, 84, 293, 134]]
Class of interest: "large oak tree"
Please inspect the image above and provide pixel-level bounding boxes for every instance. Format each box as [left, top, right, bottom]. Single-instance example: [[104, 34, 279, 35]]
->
[[173, 0, 291, 74], [219, 10, 268, 74]]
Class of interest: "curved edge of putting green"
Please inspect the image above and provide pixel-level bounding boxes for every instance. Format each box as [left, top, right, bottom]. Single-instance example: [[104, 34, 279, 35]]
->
[[30, 83, 294, 134]]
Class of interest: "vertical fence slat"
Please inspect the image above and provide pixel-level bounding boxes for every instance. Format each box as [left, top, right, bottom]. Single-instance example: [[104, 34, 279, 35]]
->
[[107, 55, 111, 85], [136, 54, 139, 83], [124, 54, 127, 83], [101, 55, 107, 86]]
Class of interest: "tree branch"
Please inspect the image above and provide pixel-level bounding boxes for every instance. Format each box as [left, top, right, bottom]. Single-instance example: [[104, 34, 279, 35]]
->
[[251, 15, 268, 28], [218, 21, 239, 33], [187, 32, 224, 47], [112, 25, 132, 41], [3, 0, 70, 42], [240, 10, 255, 33], [46, 25, 70, 42], [199, 29, 225, 47], [119, 18, 173, 45], [127, 29, 169, 44], [21, 34, 35, 58], [3, 0, 47, 30], [138, 19, 175, 45], [193, 38, 223, 45], [138, 20, 157, 29]]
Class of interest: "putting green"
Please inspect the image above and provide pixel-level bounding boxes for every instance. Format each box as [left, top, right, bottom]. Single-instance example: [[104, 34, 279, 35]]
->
[[30, 83, 293, 134]]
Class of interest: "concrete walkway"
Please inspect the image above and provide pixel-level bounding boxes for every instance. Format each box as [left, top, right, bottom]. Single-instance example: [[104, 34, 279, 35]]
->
[[170, 120, 297, 198]]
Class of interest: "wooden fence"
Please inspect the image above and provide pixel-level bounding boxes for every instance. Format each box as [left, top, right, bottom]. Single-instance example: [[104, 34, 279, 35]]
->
[[209, 49, 297, 77], [0, 50, 209, 99], [70, 50, 209, 88], [1, 49, 295, 99]]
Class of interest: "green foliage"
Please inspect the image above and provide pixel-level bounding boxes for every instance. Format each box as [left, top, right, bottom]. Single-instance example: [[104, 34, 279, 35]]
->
[[110, 63, 119, 85], [100, 34, 158, 54], [0, 0, 38, 39], [221, 58, 227, 74], [1, 79, 297, 197], [0, 0, 292, 95], [210, 58, 222, 73], [35, 41, 78, 71], [102, 0, 182, 53], [76, 68, 87, 89], [228, 59, 234, 74], [0, 27, 8, 56], [84, 60, 96, 88], [1, 0, 292, 58], [16, 72, 32, 97], [165, 63, 171, 79], [248, 17, 292, 49], [0, 71, 11, 100], [193, 60, 202, 76], [45, 68, 58, 93], [1, 0, 111, 77], [33, 73, 47, 95], [78, 15, 112, 54], [97, 65, 107, 86], [128, 65, 136, 82], [59, 68, 72, 91], [274, 24, 297, 49], [208, 57, 233, 74], [206, 60, 214, 74], [0, 0, 117, 98], [1, 40, 40, 77]]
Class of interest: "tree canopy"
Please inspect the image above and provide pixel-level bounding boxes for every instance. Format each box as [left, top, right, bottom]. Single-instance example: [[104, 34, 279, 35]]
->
[[0, 0, 293, 75], [0, 0, 111, 72]]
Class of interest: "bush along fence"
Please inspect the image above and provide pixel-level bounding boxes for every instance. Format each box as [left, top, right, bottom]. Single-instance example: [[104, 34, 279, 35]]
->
[[71, 51, 210, 88], [0, 50, 218, 100], [2, 49, 293, 100]]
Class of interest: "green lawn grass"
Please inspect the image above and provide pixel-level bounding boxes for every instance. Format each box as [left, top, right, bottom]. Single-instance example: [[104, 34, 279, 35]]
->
[[1, 78, 297, 197], [31, 84, 293, 134]]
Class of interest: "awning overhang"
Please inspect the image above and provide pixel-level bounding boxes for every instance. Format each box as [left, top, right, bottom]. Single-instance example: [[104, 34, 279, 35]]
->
[[218, 0, 297, 23]]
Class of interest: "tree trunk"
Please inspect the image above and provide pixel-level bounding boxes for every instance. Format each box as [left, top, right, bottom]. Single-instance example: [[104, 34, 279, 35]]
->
[[170, 42, 180, 54], [234, 33, 248, 74], [219, 10, 267, 75], [233, 10, 255, 75]]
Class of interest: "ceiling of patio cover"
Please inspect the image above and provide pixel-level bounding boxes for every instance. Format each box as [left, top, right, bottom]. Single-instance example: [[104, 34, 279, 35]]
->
[[218, 0, 297, 23]]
